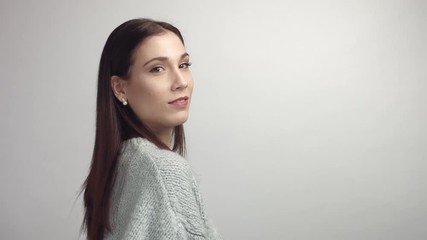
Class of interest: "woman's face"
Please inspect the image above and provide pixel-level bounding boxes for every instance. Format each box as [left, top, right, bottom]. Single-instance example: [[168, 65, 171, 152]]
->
[[113, 31, 193, 134]]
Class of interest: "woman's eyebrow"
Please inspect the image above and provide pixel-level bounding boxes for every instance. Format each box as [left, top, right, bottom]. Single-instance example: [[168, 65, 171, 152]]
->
[[143, 53, 190, 67], [181, 52, 190, 59]]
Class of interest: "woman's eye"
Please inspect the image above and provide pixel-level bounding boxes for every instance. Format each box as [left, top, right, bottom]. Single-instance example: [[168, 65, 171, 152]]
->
[[150, 66, 164, 73], [179, 62, 192, 69]]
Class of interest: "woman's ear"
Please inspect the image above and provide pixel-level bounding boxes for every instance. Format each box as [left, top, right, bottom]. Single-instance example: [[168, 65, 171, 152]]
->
[[111, 76, 127, 102]]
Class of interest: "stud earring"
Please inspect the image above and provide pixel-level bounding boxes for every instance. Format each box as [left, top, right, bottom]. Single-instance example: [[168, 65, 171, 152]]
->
[[122, 98, 128, 106]]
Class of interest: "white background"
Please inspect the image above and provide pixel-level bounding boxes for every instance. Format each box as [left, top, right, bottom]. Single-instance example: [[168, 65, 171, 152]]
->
[[1, 0, 426, 239]]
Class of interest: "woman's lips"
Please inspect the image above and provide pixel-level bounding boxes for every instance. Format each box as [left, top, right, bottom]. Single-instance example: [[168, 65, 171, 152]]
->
[[168, 96, 189, 108]]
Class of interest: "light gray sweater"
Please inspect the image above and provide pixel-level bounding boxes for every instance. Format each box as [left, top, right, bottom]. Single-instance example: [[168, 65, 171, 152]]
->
[[106, 137, 222, 240]]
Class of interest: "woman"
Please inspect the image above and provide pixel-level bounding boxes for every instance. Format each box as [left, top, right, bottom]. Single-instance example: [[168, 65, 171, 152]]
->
[[82, 18, 222, 240]]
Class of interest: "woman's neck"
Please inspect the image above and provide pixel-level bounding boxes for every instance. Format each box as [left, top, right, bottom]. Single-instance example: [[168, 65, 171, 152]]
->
[[153, 128, 172, 148]]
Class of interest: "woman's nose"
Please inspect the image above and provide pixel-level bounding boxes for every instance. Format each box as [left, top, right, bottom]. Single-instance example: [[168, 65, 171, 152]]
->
[[171, 69, 188, 90]]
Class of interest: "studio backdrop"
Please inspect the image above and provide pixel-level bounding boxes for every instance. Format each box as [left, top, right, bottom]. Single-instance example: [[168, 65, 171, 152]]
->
[[1, 0, 426, 239]]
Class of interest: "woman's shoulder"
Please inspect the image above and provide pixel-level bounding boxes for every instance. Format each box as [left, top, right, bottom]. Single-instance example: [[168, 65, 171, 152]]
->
[[119, 137, 191, 179], [119, 137, 192, 181]]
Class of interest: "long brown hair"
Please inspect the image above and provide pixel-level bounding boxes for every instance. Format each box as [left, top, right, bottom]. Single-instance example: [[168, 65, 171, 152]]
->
[[82, 18, 186, 240]]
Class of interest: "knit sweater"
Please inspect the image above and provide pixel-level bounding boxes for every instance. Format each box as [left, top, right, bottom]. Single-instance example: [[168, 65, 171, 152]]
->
[[106, 137, 222, 240]]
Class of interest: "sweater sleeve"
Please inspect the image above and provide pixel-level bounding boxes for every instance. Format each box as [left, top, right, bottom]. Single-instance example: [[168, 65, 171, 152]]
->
[[106, 144, 179, 240]]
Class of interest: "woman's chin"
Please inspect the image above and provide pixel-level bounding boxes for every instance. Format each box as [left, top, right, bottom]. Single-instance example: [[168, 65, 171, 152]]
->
[[168, 112, 189, 127]]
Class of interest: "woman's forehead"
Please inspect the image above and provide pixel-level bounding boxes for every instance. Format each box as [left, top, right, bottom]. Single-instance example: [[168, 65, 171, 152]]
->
[[134, 31, 186, 63]]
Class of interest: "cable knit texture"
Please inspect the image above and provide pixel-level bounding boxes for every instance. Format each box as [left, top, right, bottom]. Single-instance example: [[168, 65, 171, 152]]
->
[[106, 137, 222, 240]]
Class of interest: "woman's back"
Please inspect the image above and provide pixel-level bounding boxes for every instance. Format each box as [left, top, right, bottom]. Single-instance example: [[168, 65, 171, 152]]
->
[[107, 138, 222, 240]]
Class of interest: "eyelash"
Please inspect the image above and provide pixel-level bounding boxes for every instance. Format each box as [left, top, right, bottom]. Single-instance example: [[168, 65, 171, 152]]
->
[[179, 62, 192, 69], [150, 66, 164, 73], [149, 62, 192, 73]]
